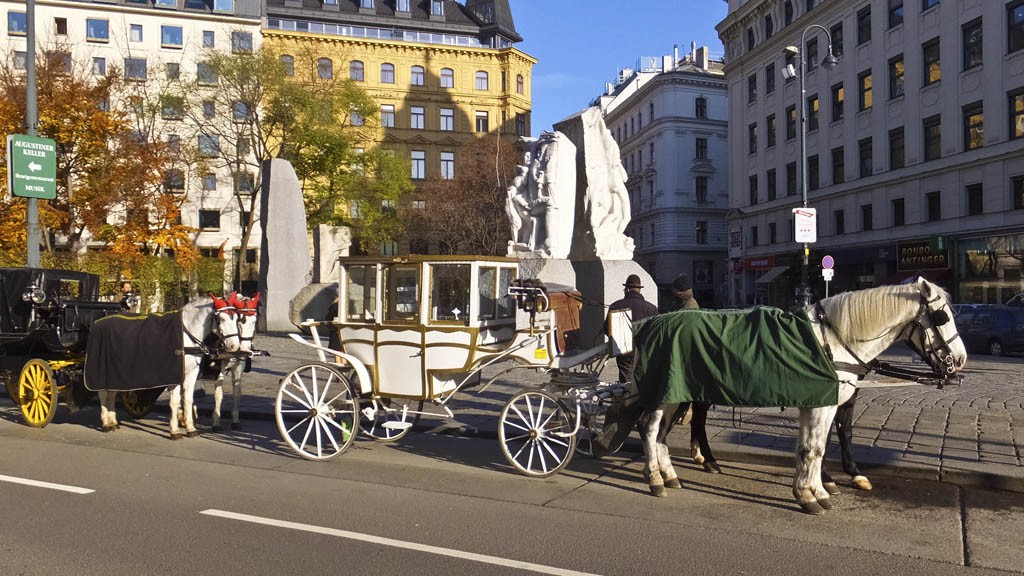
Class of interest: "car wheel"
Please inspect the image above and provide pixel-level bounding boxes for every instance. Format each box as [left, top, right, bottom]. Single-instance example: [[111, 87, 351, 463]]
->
[[988, 339, 1004, 357]]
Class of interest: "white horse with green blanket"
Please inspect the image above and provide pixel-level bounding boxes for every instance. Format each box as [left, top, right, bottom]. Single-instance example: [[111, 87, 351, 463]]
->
[[631, 278, 966, 514]]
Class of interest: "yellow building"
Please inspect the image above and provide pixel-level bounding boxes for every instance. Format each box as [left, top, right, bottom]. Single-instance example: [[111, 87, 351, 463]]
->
[[263, 0, 534, 184]]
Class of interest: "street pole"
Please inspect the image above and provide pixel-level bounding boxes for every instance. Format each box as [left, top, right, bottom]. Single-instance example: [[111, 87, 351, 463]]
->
[[25, 0, 40, 267]]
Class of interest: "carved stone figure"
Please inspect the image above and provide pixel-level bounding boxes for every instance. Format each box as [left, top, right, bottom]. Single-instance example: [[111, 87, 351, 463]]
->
[[506, 131, 577, 259]]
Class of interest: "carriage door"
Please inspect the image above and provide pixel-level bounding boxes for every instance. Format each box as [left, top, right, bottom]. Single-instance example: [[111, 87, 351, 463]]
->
[[375, 264, 426, 398]]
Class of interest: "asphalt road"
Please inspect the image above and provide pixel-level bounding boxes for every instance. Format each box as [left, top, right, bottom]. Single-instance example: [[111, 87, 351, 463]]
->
[[0, 413, 1021, 576]]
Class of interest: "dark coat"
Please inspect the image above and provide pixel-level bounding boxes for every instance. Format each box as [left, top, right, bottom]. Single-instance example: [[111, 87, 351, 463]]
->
[[608, 291, 658, 322]]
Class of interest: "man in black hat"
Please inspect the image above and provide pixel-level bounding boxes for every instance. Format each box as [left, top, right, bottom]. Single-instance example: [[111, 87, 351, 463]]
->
[[607, 273, 658, 383], [670, 273, 699, 311]]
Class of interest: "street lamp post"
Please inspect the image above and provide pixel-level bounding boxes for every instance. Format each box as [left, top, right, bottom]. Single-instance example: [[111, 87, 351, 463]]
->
[[784, 25, 838, 307]]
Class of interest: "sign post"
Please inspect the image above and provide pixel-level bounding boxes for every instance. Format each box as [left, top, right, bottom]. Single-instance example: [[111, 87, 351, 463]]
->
[[821, 255, 835, 298]]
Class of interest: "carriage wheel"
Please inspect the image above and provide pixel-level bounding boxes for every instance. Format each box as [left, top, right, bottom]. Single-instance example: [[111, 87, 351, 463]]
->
[[121, 388, 165, 418], [18, 359, 57, 427], [275, 363, 359, 461], [499, 390, 577, 477], [360, 398, 423, 442]]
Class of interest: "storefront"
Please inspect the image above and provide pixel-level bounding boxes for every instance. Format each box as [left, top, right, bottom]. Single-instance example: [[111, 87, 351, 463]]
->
[[957, 233, 1024, 305]]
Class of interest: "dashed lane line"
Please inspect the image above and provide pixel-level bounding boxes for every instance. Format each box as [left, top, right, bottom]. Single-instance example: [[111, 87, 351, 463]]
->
[[0, 474, 94, 494]]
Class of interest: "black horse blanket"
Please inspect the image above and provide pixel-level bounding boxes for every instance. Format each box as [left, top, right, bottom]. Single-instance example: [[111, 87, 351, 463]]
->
[[633, 307, 838, 408], [84, 311, 185, 391]]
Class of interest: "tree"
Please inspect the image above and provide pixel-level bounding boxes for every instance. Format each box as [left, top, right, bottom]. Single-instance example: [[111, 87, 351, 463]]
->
[[403, 135, 518, 255]]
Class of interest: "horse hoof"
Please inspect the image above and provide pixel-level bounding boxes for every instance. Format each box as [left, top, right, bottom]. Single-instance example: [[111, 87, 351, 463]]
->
[[170, 433, 183, 440], [799, 500, 826, 515], [230, 422, 242, 431], [101, 425, 114, 433], [852, 476, 873, 491], [817, 497, 834, 510], [664, 478, 683, 489], [702, 461, 722, 474], [823, 481, 840, 496], [649, 485, 667, 497], [211, 425, 223, 433], [186, 430, 199, 438]]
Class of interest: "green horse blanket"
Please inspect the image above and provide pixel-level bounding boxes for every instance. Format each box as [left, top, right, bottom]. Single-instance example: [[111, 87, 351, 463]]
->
[[633, 307, 838, 408]]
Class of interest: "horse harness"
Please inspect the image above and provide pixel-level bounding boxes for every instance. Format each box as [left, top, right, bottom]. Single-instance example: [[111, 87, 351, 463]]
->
[[811, 291, 963, 389], [182, 304, 257, 360]]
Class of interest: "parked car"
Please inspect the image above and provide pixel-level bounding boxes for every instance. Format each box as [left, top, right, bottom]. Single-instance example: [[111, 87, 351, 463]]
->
[[952, 303, 992, 317], [958, 306, 1024, 356]]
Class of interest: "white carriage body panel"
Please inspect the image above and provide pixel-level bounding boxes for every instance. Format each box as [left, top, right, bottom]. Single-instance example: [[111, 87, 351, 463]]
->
[[374, 327, 424, 397]]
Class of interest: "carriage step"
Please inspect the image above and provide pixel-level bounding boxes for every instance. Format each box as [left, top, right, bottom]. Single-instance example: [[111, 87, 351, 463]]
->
[[382, 421, 413, 430]]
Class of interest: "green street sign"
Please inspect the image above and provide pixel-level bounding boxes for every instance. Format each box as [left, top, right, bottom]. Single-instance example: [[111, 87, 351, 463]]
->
[[7, 134, 57, 199]]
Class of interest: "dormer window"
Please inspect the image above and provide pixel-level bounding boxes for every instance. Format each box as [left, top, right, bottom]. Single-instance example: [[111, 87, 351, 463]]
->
[[396, 0, 410, 11], [360, 0, 373, 8], [431, 0, 444, 16]]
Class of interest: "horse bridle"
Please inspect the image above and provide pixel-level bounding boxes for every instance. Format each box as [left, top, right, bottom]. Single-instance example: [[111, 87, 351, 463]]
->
[[213, 305, 257, 349]]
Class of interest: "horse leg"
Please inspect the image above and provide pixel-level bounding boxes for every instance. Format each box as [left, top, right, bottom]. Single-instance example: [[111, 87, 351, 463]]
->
[[167, 384, 183, 440], [794, 406, 837, 515], [230, 360, 243, 430], [691, 402, 720, 473], [98, 390, 117, 432], [640, 408, 667, 497], [182, 363, 200, 438], [835, 394, 872, 490], [661, 404, 687, 489], [679, 403, 703, 464], [211, 369, 225, 432]]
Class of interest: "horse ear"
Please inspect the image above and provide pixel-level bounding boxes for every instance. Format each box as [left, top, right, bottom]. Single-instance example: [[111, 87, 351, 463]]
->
[[210, 294, 226, 309]]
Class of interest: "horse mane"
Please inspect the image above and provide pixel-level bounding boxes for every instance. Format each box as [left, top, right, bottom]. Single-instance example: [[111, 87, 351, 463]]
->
[[180, 297, 215, 337], [816, 280, 946, 340]]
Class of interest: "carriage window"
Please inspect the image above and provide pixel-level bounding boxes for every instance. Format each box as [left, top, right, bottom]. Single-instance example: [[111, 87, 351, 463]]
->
[[345, 265, 377, 322], [478, 267, 496, 320], [430, 264, 471, 324], [57, 279, 82, 300], [478, 266, 516, 320], [384, 265, 418, 322], [498, 268, 516, 319]]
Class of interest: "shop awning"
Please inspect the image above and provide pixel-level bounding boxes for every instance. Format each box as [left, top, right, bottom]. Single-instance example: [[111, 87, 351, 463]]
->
[[755, 266, 789, 284]]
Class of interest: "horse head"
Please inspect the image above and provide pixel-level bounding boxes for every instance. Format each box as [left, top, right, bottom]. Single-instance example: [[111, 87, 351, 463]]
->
[[229, 292, 259, 354], [210, 292, 243, 353], [909, 278, 968, 376]]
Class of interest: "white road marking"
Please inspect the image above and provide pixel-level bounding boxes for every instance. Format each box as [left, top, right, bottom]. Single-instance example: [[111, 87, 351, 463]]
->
[[201, 509, 602, 576], [0, 474, 94, 494]]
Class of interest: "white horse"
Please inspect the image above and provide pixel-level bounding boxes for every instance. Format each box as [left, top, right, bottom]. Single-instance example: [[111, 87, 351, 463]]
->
[[96, 294, 247, 439], [211, 293, 259, 432], [634, 278, 966, 514]]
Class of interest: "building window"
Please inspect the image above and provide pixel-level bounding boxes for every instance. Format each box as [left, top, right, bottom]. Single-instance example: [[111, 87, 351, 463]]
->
[[440, 108, 454, 131], [963, 101, 984, 150], [213, 0, 233, 10], [857, 6, 871, 45], [926, 191, 941, 221], [349, 60, 364, 81], [766, 114, 776, 147], [7, 11, 25, 35], [1010, 0, 1024, 53], [197, 62, 217, 85], [167, 134, 181, 154], [923, 38, 941, 85], [516, 74, 524, 94], [475, 111, 489, 133], [889, 127, 905, 169], [410, 106, 424, 129], [696, 221, 708, 244], [765, 14, 774, 39], [161, 25, 183, 49], [859, 137, 873, 177], [746, 27, 755, 51], [516, 114, 527, 136], [475, 70, 488, 90], [808, 155, 819, 191], [381, 63, 395, 84], [889, 54, 904, 99], [748, 74, 757, 103], [695, 96, 707, 118], [963, 18, 983, 70], [86, 18, 109, 41], [923, 0, 939, 11], [805, 38, 818, 72], [350, 111, 364, 127], [440, 151, 455, 180], [202, 173, 217, 191], [967, 183, 983, 216], [831, 22, 844, 56], [1010, 87, 1024, 139], [787, 162, 797, 196], [750, 226, 759, 247], [440, 68, 454, 88], [767, 168, 777, 200], [861, 204, 873, 231], [858, 70, 873, 111], [92, 57, 106, 76], [831, 83, 844, 122], [280, 55, 294, 76], [161, 95, 184, 120], [695, 177, 709, 202], [199, 209, 220, 230], [397, 0, 410, 11], [834, 210, 845, 235], [749, 175, 758, 205], [360, 0, 373, 7], [410, 65, 425, 86], [784, 1, 794, 26], [696, 137, 708, 160], [198, 134, 219, 157], [786, 105, 796, 140], [202, 30, 215, 48], [923, 114, 942, 161], [231, 31, 252, 54], [1015, 176, 1024, 209], [318, 58, 333, 80], [892, 198, 906, 226], [784, 52, 795, 84], [124, 58, 147, 81], [381, 104, 395, 128], [765, 63, 775, 95], [164, 169, 184, 193], [411, 150, 425, 179], [888, 0, 903, 28], [748, 123, 757, 154], [807, 94, 819, 131], [831, 146, 844, 184], [431, 0, 444, 15], [130, 24, 143, 43]]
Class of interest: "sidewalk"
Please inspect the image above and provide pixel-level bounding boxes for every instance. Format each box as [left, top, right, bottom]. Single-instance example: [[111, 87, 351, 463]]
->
[[184, 331, 1024, 493]]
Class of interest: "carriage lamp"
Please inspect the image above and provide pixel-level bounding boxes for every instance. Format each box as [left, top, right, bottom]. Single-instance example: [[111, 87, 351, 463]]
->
[[22, 284, 46, 304]]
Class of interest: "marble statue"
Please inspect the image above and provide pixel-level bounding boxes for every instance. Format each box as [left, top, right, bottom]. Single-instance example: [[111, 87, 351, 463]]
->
[[506, 131, 577, 259]]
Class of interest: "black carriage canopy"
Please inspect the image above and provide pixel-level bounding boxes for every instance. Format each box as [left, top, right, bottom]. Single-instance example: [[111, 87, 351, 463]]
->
[[633, 307, 839, 408], [84, 311, 185, 392]]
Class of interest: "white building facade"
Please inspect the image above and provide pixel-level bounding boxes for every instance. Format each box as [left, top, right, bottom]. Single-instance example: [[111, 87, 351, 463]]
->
[[596, 46, 730, 308], [1, 0, 263, 291], [718, 0, 1024, 307]]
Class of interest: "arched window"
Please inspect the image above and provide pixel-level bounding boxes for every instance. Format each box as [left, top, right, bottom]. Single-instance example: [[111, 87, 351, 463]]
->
[[279, 54, 294, 77], [475, 70, 488, 90], [440, 67, 454, 88], [349, 60, 364, 81], [317, 57, 333, 80], [381, 62, 395, 84], [516, 74, 524, 94], [410, 65, 424, 86]]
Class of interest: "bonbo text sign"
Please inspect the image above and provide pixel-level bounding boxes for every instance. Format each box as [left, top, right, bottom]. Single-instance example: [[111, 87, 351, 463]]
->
[[7, 134, 57, 200]]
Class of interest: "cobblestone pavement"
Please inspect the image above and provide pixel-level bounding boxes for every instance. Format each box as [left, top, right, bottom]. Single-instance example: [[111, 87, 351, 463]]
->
[[127, 331, 1023, 493]]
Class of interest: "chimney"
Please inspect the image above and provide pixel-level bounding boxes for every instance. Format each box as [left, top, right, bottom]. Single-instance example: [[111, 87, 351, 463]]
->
[[691, 41, 696, 61], [696, 46, 709, 70], [674, 44, 679, 65]]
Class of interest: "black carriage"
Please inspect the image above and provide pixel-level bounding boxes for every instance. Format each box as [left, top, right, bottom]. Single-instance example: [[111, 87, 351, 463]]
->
[[0, 267, 160, 426]]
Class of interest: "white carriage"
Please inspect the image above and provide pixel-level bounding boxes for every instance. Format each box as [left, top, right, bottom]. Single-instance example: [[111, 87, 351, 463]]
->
[[276, 255, 633, 477]]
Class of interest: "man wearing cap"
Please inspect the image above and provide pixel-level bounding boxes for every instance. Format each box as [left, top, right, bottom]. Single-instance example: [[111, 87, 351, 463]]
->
[[670, 273, 699, 311], [607, 274, 658, 383]]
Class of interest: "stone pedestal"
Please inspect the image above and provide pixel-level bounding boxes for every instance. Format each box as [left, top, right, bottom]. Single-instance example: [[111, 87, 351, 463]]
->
[[258, 158, 312, 332]]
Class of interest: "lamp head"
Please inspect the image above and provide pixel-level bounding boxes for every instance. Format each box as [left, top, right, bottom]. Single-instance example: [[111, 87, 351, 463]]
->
[[822, 48, 839, 70], [783, 45, 800, 56]]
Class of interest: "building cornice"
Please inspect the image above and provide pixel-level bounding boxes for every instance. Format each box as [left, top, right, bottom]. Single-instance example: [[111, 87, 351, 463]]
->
[[27, 0, 262, 25], [263, 29, 536, 64]]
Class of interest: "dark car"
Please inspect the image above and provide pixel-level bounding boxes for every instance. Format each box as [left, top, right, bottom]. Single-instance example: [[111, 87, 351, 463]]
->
[[958, 306, 1024, 357]]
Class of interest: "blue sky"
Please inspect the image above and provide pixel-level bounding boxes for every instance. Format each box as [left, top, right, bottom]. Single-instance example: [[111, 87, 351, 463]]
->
[[514, 0, 729, 136]]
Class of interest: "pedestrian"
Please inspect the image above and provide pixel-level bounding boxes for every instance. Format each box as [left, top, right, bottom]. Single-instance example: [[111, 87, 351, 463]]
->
[[119, 281, 135, 312], [607, 273, 658, 384], [670, 273, 699, 311]]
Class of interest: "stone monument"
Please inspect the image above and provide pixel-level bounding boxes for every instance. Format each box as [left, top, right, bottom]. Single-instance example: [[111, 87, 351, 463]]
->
[[258, 158, 312, 331], [505, 131, 576, 259]]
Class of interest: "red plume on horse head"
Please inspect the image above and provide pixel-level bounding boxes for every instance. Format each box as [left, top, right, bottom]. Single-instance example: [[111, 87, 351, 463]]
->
[[209, 292, 231, 310]]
